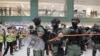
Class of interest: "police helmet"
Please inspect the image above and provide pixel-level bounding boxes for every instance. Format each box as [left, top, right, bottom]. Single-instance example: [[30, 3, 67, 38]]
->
[[71, 17, 80, 23], [51, 18, 60, 25], [32, 17, 41, 26]]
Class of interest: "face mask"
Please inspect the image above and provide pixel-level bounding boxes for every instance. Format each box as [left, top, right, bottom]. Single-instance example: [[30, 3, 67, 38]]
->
[[52, 23, 58, 29], [34, 22, 40, 26], [72, 22, 78, 28]]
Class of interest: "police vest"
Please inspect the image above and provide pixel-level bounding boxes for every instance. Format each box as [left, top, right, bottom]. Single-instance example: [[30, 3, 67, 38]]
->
[[19, 33, 23, 39], [6, 33, 13, 42], [35, 25, 47, 42], [50, 28, 63, 46], [12, 36, 16, 41], [68, 27, 82, 42], [18, 32, 23, 39], [91, 31, 100, 43], [0, 35, 3, 43]]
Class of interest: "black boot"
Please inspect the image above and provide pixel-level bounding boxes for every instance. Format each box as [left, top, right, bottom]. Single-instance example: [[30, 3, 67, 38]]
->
[[92, 50, 96, 56], [27, 48, 30, 56]]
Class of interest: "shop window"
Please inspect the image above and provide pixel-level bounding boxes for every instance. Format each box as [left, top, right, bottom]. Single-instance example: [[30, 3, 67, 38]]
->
[[74, 0, 100, 18], [0, 0, 30, 16], [38, 0, 67, 17]]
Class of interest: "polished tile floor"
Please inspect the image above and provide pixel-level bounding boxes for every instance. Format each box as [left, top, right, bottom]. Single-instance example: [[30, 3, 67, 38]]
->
[[2, 37, 100, 56], [2, 47, 100, 56]]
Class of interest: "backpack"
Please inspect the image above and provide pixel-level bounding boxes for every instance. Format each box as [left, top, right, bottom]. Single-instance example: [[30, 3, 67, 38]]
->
[[36, 25, 49, 51], [36, 25, 48, 42]]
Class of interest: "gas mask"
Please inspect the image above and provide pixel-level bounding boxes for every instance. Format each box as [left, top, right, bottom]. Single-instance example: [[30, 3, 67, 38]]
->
[[52, 23, 58, 30], [32, 17, 41, 26], [34, 22, 40, 26], [72, 22, 78, 29], [71, 18, 80, 29]]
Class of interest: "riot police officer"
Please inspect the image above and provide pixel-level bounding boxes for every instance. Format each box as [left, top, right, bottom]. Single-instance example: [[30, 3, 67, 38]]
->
[[50, 18, 64, 56], [58, 17, 84, 56], [31, 17, 45, 56], [91, 24, 100, 56]]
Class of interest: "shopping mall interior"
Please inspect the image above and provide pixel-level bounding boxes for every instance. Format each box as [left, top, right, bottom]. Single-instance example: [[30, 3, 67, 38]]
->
[[0, 0, 100, 56]]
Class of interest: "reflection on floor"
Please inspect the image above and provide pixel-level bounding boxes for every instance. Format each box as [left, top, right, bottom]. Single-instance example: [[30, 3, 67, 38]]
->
[[2, 46, 100, 56], [2, 37, 100, 56]]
